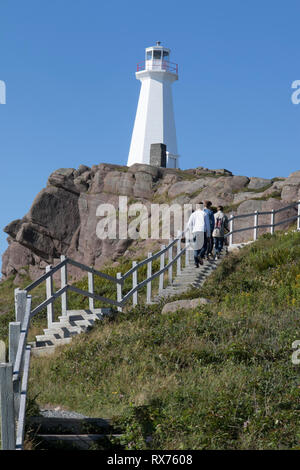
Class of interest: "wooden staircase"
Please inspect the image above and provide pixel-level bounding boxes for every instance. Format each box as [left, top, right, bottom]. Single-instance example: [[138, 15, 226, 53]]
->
[[152, 249, 226, 303], [31, 308, 112, 357], [26, 415, 123, 450]]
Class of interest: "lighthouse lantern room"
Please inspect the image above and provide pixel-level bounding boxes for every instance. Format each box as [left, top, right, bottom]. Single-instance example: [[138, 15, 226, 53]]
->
[[127, 42, 179, 169]]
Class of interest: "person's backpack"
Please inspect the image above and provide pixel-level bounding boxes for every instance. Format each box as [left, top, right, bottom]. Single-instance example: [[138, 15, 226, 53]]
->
[[213, 215, 223, 237], [215, 217, 222, 229]]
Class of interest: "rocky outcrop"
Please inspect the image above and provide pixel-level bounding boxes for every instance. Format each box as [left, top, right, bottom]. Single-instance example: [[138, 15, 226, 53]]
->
[[161, 298, 211, 314], [2, 162, 300, 282]]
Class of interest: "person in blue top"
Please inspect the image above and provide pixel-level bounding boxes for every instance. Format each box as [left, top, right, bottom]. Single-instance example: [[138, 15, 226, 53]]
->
[[203, 201, 215, 260]]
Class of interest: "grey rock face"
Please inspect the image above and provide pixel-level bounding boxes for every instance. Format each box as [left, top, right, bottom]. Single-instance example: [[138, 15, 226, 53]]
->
[[231, 198, 298, 243], [161, 298, 211, 314], [248, 177, 271, 190], [168, 177, 213, 199], [286, 170, 300, 184], [2, 162, 300, 282]]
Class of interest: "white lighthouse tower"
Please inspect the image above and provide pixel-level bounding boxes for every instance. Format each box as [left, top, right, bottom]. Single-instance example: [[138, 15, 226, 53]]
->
[[127, 42, 179, 169]]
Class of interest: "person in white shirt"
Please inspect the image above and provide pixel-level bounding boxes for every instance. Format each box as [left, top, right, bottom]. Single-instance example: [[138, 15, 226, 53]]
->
[[187, 203, 211, 267]]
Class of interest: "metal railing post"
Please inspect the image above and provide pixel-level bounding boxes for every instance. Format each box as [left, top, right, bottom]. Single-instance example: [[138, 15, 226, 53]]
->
[[270, 209, 275, 235], [132, 262, 138, 307], [159, 246, 165, 293], [9, 322, 21, 366], [185, 233, 190, 267], [60, 255, 68, 316], [0, 340, 5, 363], [88, 271, 95, 313], [168, 240, 173, 284], [147, 253, 152, 304], [46, 265, 54, 328], [229, 215, 234, 246], [254, 211, 258, 241], [176, 231, 181, 276], [0, 363, 16, 450], [117, 273, 123, 313], [14, 289, 27, 323]]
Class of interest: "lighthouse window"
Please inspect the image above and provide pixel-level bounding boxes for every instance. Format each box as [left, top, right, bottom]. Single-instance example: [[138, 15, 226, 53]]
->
[[153, 50, 162, 60], [146, 51, 152, 60], [163, 51, 169, 60]]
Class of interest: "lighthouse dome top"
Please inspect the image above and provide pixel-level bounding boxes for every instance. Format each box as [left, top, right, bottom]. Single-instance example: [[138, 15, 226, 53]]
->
[[137, 42, 178, 75]]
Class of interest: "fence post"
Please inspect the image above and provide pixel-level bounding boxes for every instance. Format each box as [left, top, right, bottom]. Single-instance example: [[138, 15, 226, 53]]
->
[[185, 233, 190, 267], [0, 341, 5, 363], [0, 363, 16, 450], [146, 253, 152, 304], [46, 265, 54, 328], [254, 211, 258, 241], [270, 209, 275, 235], [12, 288, 26, 419], [229, 214, 234, 246], [176, 231, 181, 276], [88, 271, 95, 313], [159, 246, 165, 293], [132, 262, 138, 307], [168, 240, 173, 284], [9, 322, 21, 366], [60, 255, 68, 316], [298, 200, 300, 231], [117, 273, 123, 313], [14, 289, 27, 323]]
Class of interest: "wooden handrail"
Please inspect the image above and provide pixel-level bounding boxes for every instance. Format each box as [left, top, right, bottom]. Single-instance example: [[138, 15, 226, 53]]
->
[[25, 258, 68, 292], [225, 204, 300, 240]]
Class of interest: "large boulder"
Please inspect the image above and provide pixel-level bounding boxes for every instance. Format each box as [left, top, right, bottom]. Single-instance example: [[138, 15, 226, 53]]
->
[[168, 177, 212, 199], [231, 198, 298, 244], [161, 298, 211, 314], [281, 184, 300, 202], [133, 172, 154, 199], [2, 239, 36, 278], [248, 177, 271, 190], [286, 170, 300, 185]]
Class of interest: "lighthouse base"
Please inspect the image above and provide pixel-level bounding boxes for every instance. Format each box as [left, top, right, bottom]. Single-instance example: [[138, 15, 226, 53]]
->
[[150, 143, 167, 168], [149, 143, 179, 169]]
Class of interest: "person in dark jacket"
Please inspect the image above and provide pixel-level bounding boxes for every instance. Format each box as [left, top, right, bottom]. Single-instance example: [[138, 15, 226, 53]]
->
[[213, 206, 229, 259], [204, 201, 215, 260]]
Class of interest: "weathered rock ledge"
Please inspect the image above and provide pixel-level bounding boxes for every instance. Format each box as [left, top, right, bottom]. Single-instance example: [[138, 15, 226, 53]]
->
[[2, 163, 299, 283]]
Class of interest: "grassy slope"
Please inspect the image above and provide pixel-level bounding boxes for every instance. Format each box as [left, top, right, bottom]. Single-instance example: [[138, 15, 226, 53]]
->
[[1, 231, 300, 449]]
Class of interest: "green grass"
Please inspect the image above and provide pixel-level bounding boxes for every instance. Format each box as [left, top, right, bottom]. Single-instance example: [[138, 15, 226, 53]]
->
[[1, 231, 299, 449], [18, 230, 299, 450]]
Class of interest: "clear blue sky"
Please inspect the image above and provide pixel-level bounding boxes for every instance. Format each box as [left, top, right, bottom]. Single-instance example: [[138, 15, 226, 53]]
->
[[0, 0, 300, 268]]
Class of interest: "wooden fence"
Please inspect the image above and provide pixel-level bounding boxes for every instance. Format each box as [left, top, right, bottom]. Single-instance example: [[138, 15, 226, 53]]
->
[[0, 229, 189, 450], [225, 200, 300, 245], [0, 199, 300, 450]]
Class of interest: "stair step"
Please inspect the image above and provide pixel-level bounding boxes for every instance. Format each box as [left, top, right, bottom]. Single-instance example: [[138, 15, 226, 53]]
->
[[27, 417, 118, 435], [35, 433, 123, 450], [43, 325, 86, 338], [58, 314, 100, 323], [35, 337, 72, 348], [66, 308, 111, 316], [54, 318, 96, 328], [31, 345, 57, 357]]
